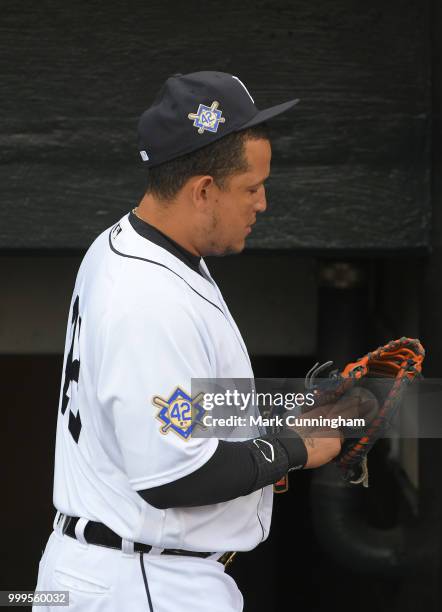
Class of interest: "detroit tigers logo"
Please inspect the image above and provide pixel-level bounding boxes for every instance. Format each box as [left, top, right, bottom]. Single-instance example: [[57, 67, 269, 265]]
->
[[153, 388, 206, 440], [187, 101, 226, 134]]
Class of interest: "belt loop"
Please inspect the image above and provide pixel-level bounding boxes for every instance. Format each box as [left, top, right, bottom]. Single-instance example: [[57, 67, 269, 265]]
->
[[53, 510, 62, 533], [121, 539, 135, 557], [61, 515, 72, 536], [54, 512, 70, 536], [74, 517, 89, 547]]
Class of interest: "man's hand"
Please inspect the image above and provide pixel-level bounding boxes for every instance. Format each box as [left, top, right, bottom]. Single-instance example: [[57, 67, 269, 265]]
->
[[288, 396, 375, 469], [301, 434, 343, 469]]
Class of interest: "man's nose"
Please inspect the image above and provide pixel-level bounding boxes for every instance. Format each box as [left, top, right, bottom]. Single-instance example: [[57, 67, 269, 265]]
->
[[254, 188, 267, 213]]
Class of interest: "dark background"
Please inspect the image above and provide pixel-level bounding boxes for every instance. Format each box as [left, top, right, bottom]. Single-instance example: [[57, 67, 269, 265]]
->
[[2, 1, 442, 610]]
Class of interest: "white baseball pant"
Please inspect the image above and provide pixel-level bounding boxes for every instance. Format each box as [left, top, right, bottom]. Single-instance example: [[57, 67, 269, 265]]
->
[[33, 516, 243, 612]]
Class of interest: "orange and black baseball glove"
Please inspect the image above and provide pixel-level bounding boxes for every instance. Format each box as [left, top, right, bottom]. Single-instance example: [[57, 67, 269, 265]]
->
[[304, 337, 425, 487]]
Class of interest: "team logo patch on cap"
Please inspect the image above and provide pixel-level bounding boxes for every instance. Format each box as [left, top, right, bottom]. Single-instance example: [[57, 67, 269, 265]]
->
[[153, 388, 206, 440], [188, 101, 226, 134]]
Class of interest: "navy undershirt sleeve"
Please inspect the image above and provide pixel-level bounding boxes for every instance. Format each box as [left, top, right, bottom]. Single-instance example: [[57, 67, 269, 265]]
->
[[136, 434, 307, 509]]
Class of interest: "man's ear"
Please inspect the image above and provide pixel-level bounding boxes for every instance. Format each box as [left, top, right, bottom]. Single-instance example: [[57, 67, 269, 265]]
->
[[190, 175, 215, 209]]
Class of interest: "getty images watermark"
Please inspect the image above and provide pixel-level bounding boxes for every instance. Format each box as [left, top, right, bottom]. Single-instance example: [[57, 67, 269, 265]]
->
[[186, 377, 442, 439], [187, 378, 377, 439], [200, 389, 365, 430]]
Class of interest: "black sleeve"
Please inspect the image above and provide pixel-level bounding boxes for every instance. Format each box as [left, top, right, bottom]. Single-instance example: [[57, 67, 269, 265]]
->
[[136, 433, 307, 509]]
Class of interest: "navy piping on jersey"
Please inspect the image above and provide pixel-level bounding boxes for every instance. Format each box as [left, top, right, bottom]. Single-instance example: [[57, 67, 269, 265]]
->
[[139, 553, 154, 612], [108, 225, 225, 318], [256, 489, 266, 542]]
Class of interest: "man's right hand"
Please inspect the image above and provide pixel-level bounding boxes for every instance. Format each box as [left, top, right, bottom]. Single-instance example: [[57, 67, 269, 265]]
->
[[288, 396, 374, 469], [301, 434, 343, 469]]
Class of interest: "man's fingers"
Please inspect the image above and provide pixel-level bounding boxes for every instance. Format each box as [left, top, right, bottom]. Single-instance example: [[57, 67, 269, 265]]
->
[[327, 396, 361, 419], [288, 392, 378, 439], [358, 398, 379, 422]]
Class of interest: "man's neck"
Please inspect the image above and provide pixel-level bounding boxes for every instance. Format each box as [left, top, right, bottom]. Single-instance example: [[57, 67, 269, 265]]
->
[[135, 195, 201, 256], [128, 209, 203, 276]]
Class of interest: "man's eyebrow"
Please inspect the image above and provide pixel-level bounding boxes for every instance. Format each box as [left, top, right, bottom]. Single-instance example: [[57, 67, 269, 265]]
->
[[248, 175, 270, 188]]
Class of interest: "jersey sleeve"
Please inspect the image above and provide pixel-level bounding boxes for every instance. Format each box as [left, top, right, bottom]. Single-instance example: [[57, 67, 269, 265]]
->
[[97, 296, 219, 491]]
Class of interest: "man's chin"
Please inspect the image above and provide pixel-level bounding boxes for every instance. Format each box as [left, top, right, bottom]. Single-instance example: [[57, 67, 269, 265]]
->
[[203, 239, 246, 257], [221, 241, 246, 256]]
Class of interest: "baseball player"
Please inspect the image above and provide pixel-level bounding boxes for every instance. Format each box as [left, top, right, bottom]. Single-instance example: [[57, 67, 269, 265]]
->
[[33, 71, 357, 612]]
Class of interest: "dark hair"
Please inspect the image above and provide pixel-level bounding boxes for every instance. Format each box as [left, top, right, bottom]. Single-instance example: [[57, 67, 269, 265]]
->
[[144, 123, 269, 201]]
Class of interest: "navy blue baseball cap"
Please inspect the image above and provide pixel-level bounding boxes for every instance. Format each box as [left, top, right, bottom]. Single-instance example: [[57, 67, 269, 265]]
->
[[137, 71, 299, 168]]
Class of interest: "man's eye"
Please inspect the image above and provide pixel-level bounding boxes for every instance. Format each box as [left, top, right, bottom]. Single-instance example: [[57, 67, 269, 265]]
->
[[249, 188, 259, 194]]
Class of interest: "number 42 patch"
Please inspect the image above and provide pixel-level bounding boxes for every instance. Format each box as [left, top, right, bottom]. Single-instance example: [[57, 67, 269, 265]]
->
[[153, 388, 206, 440]]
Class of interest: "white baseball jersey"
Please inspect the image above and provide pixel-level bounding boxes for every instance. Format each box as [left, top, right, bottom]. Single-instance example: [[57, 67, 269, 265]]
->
[[53, 211, 273, 552]]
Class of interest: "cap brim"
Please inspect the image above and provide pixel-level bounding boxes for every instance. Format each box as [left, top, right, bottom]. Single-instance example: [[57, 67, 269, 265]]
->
[[239, 98, 300, 130]]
